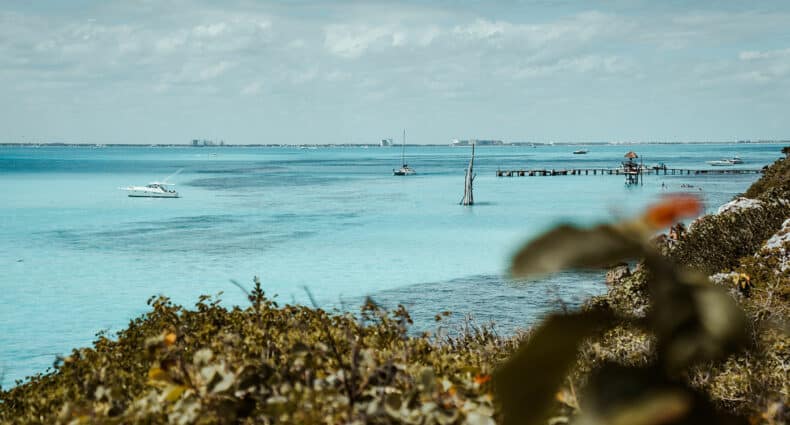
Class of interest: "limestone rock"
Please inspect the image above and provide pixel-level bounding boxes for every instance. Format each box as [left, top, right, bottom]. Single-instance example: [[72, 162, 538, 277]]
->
[[605, 263, 631, 286], [717, 197, 763, 215]]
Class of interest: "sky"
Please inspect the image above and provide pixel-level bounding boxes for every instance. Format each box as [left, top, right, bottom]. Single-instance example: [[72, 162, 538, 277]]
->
[[1, 0, 789, 145]]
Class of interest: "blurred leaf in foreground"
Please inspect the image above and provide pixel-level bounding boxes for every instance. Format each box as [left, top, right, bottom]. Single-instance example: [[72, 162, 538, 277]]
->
[[579, 363, 746, 425], [510, 194, 703, 279], [645, 262, 748, 370], [494, 309, 615, 425], [510, 224, 642, 278]]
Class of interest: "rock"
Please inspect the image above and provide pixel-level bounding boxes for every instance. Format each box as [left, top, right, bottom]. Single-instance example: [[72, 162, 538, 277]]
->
[[763, 218, 790, 250], [757, 218, 790, 272], [606, 263, 631, 286], [709, 272, 737, 285], [717, 197, 763, 215]]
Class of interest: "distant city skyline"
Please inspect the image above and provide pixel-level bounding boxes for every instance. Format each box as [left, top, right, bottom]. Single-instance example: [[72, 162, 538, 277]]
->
[[1, 1, 789, 145]]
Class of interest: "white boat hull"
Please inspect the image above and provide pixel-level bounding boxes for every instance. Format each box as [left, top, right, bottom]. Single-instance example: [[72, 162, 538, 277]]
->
[[127, 190, 179, 198], [393, 168, 416, 176], [122, 183, 180, 198]]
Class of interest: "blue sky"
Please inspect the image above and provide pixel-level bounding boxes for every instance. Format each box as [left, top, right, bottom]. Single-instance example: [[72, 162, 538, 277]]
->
[[1, 0, 788, 144]]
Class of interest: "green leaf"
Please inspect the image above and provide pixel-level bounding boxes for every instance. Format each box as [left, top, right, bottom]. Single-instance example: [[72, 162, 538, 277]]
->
[[510, 224, 642, 278], [581, 364, 747, 425], [162, 384, 187, 403], [494, 309, 615, 425], [660, 284, 748, 370], [643, 259, 748, 370]]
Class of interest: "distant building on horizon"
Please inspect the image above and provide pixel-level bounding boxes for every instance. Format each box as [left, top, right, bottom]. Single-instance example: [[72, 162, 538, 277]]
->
[[450, 139, 504, 146], [191, 139, 219, 147]]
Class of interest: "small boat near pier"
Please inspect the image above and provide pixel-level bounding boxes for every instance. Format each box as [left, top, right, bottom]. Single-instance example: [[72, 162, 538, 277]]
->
[[707, 156, 743, 166]]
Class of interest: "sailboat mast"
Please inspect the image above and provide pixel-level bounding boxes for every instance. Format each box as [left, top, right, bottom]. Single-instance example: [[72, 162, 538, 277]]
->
[[402, 129, 406, 165]]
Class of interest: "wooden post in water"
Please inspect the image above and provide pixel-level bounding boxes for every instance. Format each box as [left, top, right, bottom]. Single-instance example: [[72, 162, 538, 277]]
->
[[460, 143, 475, 206]]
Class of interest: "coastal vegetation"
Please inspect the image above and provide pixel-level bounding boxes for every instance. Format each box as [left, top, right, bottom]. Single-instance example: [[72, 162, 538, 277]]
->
[[1, 149, 788, 424]]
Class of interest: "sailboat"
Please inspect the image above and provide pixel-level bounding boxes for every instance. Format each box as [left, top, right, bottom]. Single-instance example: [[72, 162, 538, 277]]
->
[[393, 129, 416, 176]]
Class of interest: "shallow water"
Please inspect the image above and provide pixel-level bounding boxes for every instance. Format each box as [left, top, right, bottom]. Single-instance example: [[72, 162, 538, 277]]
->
[[0, 142, 783, 386]]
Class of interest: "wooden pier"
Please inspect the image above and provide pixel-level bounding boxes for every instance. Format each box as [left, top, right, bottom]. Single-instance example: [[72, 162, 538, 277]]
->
[[495, 168, 762, 177]]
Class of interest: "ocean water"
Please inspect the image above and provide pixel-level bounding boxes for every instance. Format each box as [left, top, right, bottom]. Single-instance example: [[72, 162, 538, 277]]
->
[[0, 142, 784, 387]]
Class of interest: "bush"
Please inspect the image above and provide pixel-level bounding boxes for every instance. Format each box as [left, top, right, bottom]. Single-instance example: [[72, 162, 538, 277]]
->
[[1, 286, 516, 424]]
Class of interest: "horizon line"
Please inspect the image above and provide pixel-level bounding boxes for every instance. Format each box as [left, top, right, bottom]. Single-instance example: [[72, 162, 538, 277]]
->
[[1, 140, 788, 147]]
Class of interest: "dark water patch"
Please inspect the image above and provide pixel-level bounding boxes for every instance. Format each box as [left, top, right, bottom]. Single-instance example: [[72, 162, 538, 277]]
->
[[461, 201, 497, 206], [39, 211, 361, 254], [192, 165, 291, 174], [270, 212, 359, 221], [184, 174, 348, 190], [0, 158, 199, 175], [343, 271, 606, 335]]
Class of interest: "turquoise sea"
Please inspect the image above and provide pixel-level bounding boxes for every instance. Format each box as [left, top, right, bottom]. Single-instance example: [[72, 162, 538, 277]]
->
[[0, 142, 784, 387]]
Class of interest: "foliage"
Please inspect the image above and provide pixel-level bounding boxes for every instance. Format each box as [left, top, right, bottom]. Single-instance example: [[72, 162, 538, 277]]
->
[[1, 280, 515, 424], [669, 198, 789, 274], [570, 152, 790, 424], [502, 193, 750, 425], [744, 146, 790, 199]]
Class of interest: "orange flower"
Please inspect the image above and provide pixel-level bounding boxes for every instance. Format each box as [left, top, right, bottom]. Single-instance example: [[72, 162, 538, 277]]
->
[[643, 194, 702, 229], [163, 332, 177, 347], [474, 374, 491, 385]]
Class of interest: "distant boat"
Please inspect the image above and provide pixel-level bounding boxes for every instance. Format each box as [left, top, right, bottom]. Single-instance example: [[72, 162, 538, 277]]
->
[[121, 169, 182, 198], [706, 156, 742, 166], [572, 149, 588, 154], [707, 159, 735, 166], [121, 182, 180, 198], [393, 129, 416, 176]]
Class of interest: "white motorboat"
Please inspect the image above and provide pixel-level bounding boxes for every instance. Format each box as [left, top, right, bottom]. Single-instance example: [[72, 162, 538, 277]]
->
[[707, 156, 743, 166], [122, 182, 179, 198], [707, 159, 735, 166], [122, 169, 182, 198], [572, 149, 588, 154]]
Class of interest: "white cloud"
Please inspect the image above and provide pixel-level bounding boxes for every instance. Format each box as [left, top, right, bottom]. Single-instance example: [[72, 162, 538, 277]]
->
[[451, 12, 628, 50], [155, 33, 187, 52], [162, 60, 235, 85], [241, 81, 262, 95], [324, 24, 393, 58], [739, 48, 790, 61], [453, 19, 506, 40], [199, 61, 232, 81], [502, 55, 631, 79], [323, 21, 444, 59], [193, 22, 228, 38], [1, 2, 789, 143]]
